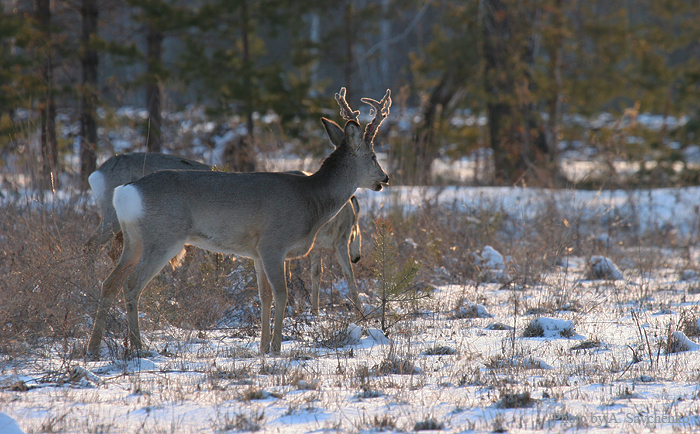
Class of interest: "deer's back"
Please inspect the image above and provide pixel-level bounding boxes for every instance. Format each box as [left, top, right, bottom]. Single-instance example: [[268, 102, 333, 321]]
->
[[130, 170, 324, 257]]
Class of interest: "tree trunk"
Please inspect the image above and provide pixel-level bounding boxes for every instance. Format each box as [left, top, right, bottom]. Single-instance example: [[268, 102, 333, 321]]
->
[[404, 71, 458, 185], [36, 0, 59, 191], [146, 24, 163, 153], [234, 0, 256, 172], [240, 0, 254, 139], [483, 0, 518, 184], [344, 1, 354, 100], [482, 0, 548, 185], [543, 0, 566, 186], [80, 0, 99, 189]]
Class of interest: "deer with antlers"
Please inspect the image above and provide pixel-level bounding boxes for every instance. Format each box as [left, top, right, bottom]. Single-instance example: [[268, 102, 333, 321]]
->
[[87, 157, 365, 312], [86, 87, 391, 358]]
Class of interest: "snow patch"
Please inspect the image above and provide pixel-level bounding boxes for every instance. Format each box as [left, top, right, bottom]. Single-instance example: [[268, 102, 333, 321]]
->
[[667, 331, 700, 353], [472, 245, 515, 283], [366, 328, 391, 345], [524, 317, 578, 339], [0, 413, 25, 434]]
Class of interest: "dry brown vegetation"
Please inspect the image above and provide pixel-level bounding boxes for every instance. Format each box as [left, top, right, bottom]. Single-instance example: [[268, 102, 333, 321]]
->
[[3, 176, 700, 432], [1, 179, 692, 359]]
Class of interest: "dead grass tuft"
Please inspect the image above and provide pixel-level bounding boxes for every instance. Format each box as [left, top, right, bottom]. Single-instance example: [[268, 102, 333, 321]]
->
[[372, 352, 421, 376], [496, 391, 536, 409]]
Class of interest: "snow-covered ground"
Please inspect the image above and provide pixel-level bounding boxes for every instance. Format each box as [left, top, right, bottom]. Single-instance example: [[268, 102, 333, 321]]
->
[[2, 181, 700, 433]]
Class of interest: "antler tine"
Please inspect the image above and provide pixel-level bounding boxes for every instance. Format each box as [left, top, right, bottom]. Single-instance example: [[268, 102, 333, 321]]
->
[[361, 89, 392, 143], [334, 87, 360, 123]]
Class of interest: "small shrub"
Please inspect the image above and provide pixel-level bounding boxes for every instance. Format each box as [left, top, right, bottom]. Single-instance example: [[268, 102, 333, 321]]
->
[[370, 218, 427, 334], [497, 391, 535, 409], [420, 345, 457, 356], [218, 410, 265, 432], [240, 386, 280, 401], [570, 339, 602, 351], [414, 417, 444, 431], [370, 414, 396, 431], [681, 313, 700, 337], [522, 321, 545, 338], [289, 371, 321, 391], [372, 352, 421, 376]]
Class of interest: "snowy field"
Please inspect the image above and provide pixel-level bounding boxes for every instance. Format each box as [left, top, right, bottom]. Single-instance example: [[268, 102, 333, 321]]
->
[[2, 179, 700, 433]]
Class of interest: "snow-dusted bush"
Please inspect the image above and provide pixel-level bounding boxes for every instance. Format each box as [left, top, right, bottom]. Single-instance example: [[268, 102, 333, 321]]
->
[[585, 255, 624, 280], [523, 317, 576, 338]]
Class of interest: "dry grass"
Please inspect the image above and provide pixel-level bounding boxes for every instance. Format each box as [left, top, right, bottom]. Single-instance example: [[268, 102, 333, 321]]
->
[[0, 193, 256, 359], [3, 168, 700, 432], [0, 179, 691, 359]]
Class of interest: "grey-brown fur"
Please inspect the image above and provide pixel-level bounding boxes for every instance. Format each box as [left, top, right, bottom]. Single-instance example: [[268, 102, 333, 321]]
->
[[84, 152, 211, 255], [86, 88, 391, 358], [288, 171, 363, 313]]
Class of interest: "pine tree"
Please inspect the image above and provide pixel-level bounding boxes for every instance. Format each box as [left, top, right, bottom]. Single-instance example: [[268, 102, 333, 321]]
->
[[79, 0, 99, 188], [370, 218, 426, 334]]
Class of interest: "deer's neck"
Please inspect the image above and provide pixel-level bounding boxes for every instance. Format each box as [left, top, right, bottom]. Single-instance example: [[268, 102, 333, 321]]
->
[[307, 146, 358, 222]]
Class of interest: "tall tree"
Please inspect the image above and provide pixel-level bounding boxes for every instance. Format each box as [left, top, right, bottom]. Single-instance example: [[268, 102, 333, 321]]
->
[[145, 20, 163, 152], [483, 0, 548, 185], [541, 0, 566, 183], [127, 0, 192, 153], [0, 6, 24, 139], [177, 0, 323, 169], [80, 0, 99, 188], [35, 0, 59, 190], [401, 0, 482, 185]]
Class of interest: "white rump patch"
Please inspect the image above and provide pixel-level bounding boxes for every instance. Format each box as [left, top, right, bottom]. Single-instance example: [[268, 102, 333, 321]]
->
[[87, 171, 106, 202], [113, 184, 143, 223]]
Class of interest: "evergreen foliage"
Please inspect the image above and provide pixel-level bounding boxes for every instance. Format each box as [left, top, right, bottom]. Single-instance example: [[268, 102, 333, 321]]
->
[[370, 217, 426, 334], [1, 0, 700, 186]]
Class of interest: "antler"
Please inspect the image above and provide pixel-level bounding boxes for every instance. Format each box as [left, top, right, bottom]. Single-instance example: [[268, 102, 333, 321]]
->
[[334, 87, 360, 123], [361, 89, 391, 143]]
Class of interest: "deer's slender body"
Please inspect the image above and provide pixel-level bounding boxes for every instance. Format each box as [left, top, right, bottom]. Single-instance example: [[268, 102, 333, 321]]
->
[[87, 155, 364, 310], [86, 88, 391, 358]]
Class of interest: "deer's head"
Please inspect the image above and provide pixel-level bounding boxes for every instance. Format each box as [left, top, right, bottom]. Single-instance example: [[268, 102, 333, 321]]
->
[[321, 87, 391, 191]]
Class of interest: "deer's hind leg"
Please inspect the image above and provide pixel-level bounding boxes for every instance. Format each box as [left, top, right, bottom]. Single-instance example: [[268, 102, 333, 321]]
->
[[123, 240, 186, 354], [86, 236, 142, 360]]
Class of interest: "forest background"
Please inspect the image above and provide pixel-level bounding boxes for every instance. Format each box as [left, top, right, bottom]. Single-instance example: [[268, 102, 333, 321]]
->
[[1, 0, 700, 189]]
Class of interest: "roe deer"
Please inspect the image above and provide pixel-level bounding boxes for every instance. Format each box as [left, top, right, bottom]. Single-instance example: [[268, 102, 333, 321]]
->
[[287, 171, 363, 314], [84, 153, 211, 256], [87, 158, 364, 311], [86, 87, 391, 358]]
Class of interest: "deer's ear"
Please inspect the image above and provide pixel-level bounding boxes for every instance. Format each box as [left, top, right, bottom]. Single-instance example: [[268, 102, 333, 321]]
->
[[321, 118, 344, 148], [343, 120, 363, 151]]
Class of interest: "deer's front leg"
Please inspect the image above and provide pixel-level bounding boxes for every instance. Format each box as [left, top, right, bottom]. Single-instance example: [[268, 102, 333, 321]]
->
[[310, 252, 323, 315], [255, 260, 273, 354], [259, 255, 288, 354]]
